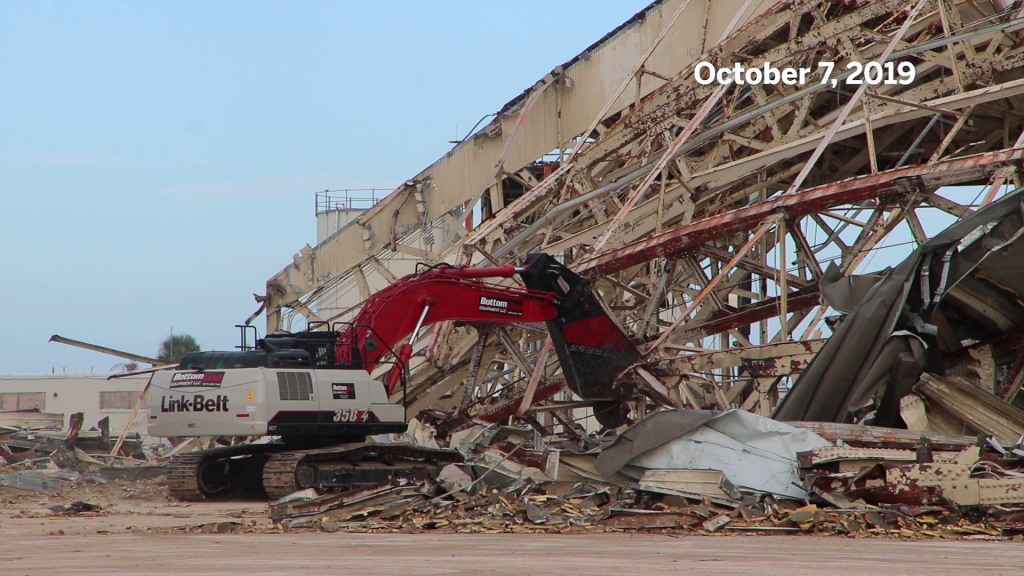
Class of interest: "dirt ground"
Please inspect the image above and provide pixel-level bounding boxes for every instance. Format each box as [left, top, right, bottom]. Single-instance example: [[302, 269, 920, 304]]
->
[[2, 483, 1024, 576]]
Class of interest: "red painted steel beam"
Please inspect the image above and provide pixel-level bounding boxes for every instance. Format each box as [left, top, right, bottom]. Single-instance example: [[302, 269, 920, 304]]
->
[[578, 149, 1024, 276]]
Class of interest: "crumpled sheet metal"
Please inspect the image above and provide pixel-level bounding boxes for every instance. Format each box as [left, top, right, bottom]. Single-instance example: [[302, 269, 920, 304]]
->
[[775, 188, 1024, 424], [596, 409, 831, 499], [593, 409, 718, 477]]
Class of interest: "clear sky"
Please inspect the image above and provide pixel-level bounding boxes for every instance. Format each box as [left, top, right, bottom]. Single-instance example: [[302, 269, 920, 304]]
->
[[0, 1, 648, 373], [0, 2, 994, 374]]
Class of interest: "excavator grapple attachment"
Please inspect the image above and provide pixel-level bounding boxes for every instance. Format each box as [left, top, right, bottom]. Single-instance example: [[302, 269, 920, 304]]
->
[[520, 253, 641, 427]]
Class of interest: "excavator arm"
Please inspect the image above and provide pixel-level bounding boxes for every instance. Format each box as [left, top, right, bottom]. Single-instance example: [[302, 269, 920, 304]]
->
[[519, 253, 641, 419], [336, 253, 641, 426], [336, 264, 559, 392]]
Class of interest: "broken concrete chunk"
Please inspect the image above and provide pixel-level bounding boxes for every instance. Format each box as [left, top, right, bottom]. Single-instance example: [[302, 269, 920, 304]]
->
[[702, 514, 731, 532], [525, 500, 551, 524], [437, 464, 473, 490]]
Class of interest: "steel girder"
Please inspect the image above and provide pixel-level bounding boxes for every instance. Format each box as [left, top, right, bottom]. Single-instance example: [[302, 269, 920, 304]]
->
[[272, 0, 1024, 429]]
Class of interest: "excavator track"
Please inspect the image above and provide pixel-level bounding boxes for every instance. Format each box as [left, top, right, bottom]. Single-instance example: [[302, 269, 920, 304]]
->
[[262, 443, 464, 499], [262, 452, 305, 499], [169, 442, 464, 501], [166, 452, 209, 501], [166, 443, 278, 501]]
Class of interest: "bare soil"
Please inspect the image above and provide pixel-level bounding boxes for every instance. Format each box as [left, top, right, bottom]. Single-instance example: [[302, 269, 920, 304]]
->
[[1, 482, 1023, 576]]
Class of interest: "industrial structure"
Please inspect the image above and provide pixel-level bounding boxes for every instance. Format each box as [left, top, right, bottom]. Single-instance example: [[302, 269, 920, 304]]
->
[[0, 373, 149, 435], [252, 0, 1024, 430]]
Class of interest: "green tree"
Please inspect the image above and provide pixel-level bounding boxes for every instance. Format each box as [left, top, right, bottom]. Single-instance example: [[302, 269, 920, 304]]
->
[[157, 333, 201, 363]]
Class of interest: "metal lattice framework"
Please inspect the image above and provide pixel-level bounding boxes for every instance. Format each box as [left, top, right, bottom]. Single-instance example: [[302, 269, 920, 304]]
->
[[260, 0, 1024, 432]]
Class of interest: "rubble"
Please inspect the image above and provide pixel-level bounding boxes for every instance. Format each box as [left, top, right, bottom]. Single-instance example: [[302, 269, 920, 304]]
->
[[0, 409, 167, 506], [3, 407, 1023, 540], [912, 373, 1024, 439], [776, 189, 1024, 430], [807, 445, 1024, 508], [261, 412, 1024, 539], [0, 471, 70, 493], [259, 0, 1024, 442], [15, 2, 1024, 554], [1, 411, 151, 471], [0, 408, 63, 431]]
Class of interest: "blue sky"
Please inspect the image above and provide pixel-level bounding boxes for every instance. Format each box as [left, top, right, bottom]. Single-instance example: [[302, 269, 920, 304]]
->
[[0, 2, 994, 373], [0, 1, 646, 373]]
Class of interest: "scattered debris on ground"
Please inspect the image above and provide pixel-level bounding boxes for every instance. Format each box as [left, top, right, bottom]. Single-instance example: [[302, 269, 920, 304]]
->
[[0, 409, 169, 509], [256, 412, 1024, 540], [0, 410, 160, 476], [5, 404, 1024, 540], [6, 384, 1024, 541]]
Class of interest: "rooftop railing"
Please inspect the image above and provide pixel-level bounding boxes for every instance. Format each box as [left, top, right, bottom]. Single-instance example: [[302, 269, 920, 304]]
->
[[315, 189, 392, 214]]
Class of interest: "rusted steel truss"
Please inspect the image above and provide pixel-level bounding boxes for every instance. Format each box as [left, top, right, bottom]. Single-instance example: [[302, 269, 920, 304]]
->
[[267, 0, 1024, 430]]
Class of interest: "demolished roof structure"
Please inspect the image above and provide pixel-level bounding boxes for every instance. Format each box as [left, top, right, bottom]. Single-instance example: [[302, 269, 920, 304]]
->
[[26, 0, 1024, 542], [257, 0, 1024, 430], [776, 187, 1024, 428], [259, 412, 1024, 538]]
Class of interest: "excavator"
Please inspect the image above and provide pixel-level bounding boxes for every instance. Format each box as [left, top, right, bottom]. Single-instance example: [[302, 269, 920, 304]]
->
[[145, 253, 640, 500]]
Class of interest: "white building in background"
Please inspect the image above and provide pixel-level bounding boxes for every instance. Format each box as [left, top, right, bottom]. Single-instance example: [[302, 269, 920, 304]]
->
[[0, 373, 150, 437]]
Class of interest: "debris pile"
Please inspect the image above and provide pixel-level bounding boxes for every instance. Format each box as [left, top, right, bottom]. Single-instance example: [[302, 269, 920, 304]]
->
[[265, 411, 1024, 539], [270, 478, 616, 533], [0, 410, 164, 494], [803, 441, 1024, 508], [259, 192, 1024, 539]]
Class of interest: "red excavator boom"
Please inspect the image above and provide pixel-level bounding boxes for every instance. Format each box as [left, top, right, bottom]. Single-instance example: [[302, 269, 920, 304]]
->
[[333, 253, 641, 426], [335, 263, 560, 394]]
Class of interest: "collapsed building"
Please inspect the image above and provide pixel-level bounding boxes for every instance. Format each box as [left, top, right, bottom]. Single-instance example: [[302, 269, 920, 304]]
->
[[257, 0, 1024, 432], [15, 0, 1024, 538], [777, 187, 1024, 435], [235, 0, 1024, 535]]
